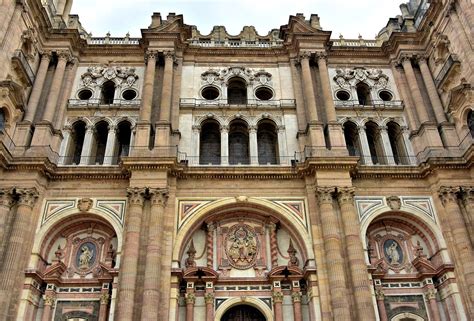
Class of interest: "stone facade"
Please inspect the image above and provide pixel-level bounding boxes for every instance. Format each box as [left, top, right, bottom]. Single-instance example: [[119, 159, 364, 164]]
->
[[0, 0, 473, 320]]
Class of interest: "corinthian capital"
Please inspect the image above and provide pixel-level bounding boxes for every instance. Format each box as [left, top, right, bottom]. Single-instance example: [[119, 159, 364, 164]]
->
[[126, 187, 147, 206], [56, 50, 72, 61], [15, 188, 39, 208], [0, 188, 15, 208], [337, 186, 356, 204], [438, 186, 460, 206], [460, 186, 474, 205], [316, 186, 335, 204], [272, 291, 283, 303], [149, 188, 169, 207], [145, 50, 158, 62], [315, 51, 327, 61]]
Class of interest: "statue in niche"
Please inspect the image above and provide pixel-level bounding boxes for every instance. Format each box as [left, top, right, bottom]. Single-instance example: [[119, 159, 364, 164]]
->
[[185, 239, 197, 268], [384, 239, 403, 265], [78, 244, 94, 269], [225, 224, 259, 269]]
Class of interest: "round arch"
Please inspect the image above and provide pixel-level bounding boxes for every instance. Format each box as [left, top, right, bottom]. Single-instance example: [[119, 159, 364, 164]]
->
[[173, 197, 313, 264], [214, 297, 273, 321], [390, 312, 424, 321]]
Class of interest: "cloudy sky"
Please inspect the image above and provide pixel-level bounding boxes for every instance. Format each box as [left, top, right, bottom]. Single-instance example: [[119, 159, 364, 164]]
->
[[71, 0, 404, 39]]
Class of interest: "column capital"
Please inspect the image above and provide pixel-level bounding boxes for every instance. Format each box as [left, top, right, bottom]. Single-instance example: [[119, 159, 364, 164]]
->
[[298, 51, 312, 61], [415, 54, 429, 65], [126, 187, 147, 206], [438, 186, 460, 205], [145, 50, 158, 62], [375, 289, 385, 300], [357, 125, 367, 132], [164, 50, 176, 61], [315, 51, 327, 61], [220, 125, 229, 132], [337, 186, 356, 204], [15, 187, 39, 208], [40, 50, 53, 60], [56, 50, 72, 62], [291, 291, 302, 303], [100, 292, 110, 304], [425, 288, 437, 300], [192, 125, 201, 132], [277, 125, 286, 132], [44, 294, 56, 306], [204, 292, 214, 304], [185, 292, 196, 305], [85, 124, 95, 132], [272, 291, 284, 303], [316, 186, 335, 204], [460, 186, 474, 204], [207, 222, 216, 232], [149, 188, 169, 207], [249, 125, 257, 132], [108, 124, 117, 132], [0, 188, 15, 208]]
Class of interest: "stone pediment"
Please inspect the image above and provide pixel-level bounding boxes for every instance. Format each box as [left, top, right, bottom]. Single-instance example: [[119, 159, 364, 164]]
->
[[280, 14, 323, 38]]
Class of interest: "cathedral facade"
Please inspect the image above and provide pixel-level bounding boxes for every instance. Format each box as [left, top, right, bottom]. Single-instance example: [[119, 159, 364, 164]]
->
[[0, 0, 473, 320]]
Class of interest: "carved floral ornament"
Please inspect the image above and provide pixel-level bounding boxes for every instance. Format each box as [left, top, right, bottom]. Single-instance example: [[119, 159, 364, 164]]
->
[[333, 67, 390, 89], [201, 66, 272, 86], [80, 65, 139, 88]]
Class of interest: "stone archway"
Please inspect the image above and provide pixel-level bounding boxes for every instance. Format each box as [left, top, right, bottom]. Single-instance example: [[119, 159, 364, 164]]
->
[[221, 304, 266, 321], [214, 297, 273, 321]]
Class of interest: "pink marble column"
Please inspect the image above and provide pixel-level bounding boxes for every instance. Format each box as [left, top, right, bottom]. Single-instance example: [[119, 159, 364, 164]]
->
[[24, 52, 51, 122], [40, 293, 55, 321], [291, 290, 303, 321], [316, 52, 337, 122], [269, 222, 278, 268], [375, 288, 388, 321], [98, 291, 110, 321], [299, 51, 318, 122], [185, 291, 195, 321], [272, 290, 284, 321], [139, 50, 157, 123], [116, 187, 146, 321], [206, 223, 215, 268], [205, 290, 214, 321], [425, 288, 442, 321]]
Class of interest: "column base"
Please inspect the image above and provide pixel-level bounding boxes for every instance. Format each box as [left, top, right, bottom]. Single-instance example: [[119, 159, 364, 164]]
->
[[439, 122, 460, 148], [307, 122, 325, 148], [134, 122, 151, 149], [154, 121, 171, 148], [327, 122, 348, 155], [12, 121, 33, 148], [410, 122, 444, 158], [30, 121, 54, 147]]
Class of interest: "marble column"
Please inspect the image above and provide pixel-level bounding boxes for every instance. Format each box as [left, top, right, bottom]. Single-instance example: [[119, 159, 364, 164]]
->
[[204, 291, 214, 321], [357, 126, 373, 165], [461, 187, 474, 242], [425, 288, 441, 321], [104, 125, 117, 165], [400, 55, 430, 124], [220, 125, 229, 165], [375, 288, 388, 321], [0, 188, 14, 256], [99, 292, 110, 321], [316, 186, 351, 320], [249, 125, 258, 165], [42, 50, 70, 123], [272, 290, 283, 321], [139, 50, 157, 123], [141, 189, 168, 321], [378, 126, 396, 165], [116, 187, 146, 321], [292, 290, 303, 321], [337, 187, 376, 321], [40, 294, 55, 321], [438, 187, 474, 306], [299, 52, 318, 122], [80, 125, 94, 165], [24, 52, 51, 122], [159, 51, 175, 122], [0, 188, 39, 321], [185, 292, 195, 321]]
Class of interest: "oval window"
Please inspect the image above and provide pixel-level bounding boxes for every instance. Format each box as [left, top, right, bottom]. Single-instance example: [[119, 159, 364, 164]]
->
[[379, 90, 393, 101], [336, 90, 350, 101], [122, 89, 137, 100], [201, 87, 220, 100], [255, 87, 273, 100], [78, 89, 93, 100]]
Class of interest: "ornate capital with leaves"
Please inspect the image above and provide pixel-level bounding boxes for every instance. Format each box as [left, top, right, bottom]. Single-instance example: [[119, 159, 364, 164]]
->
[[149, 188, 169, 207], [15, 188, 39, 208], [438, 186, 460, 206], [337, 186, 356, 205], [0, 188, 15, 209], [272, 291, 284, 303], [126, 187, 147, 206], [316, 186, 335, 204]]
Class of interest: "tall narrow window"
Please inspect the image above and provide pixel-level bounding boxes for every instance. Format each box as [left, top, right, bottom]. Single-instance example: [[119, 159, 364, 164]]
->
[[101, 81, 115, 104], [0, 109, 5, 131], [365, 121, 381, 164], [257, 120, 278, 164], [229, 119, 249, 164], [94, 121, 108, 164], [227, 78, 247, 104], [70, 121, 86, 165], [200, 120, 221, 165], [116, 121, 132, 163], [343, 121, 360, 157], [468, 110, 474, 138], [387, 122, 408, 164], [356, 82, 372, 105]]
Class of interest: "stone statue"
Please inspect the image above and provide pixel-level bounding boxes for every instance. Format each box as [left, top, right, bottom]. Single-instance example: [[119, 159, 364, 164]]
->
[[185, 240, 197, 268], [386, 241, 400, 264], [79, 245, 93, 269]]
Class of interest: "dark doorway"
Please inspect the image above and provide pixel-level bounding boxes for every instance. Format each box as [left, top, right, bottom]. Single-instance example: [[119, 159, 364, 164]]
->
[[221, 305, 266, 321]]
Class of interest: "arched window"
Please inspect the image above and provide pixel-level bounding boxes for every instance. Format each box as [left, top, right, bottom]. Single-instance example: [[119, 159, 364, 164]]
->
[[0, 109, 5, 131], [101, 81, 115, 104], [222, 305, 266, 321], [116, 121, 132, 163], [356, 82, 372, 105], [343, 121, 360, 157], [200, 120, 221, 165], [229, 119, 249, 164], [70, 121, 86, 165], [94, 121, 109, 165], [468, 110, 474, 138], [257, 120, 278, 164], [227, 78, 247, 104], [387, 122, 408, 165], [365, 121, 382, 164]]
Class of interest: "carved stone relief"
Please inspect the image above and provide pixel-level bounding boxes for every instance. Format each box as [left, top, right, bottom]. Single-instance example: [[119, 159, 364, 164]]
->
[[225, 223, 259, 269]]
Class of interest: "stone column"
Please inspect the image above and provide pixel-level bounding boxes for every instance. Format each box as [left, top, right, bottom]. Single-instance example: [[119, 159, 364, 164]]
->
[[99, 292, 110, 321], [438, 187, 474, 306], [59, 125, 72, 164], [269, 223, 278, 268], [103, 125, 117, 165], [391, 63, 418, 130], [24, 52, 51, 122], [0, 188, 14, 255], [401, 127, 417, 165], [400, 55, 430, 124], [378, 126, 396, 165], [185, 292, 195, 321], [316, 186, 351, 320], [220, 125, 229, 165], [141, 189, 168, 321], [80, 125, 94, 165], [375, 288, 388, 321], [249, 125, 258, 165], [115, 187, 146, 321], [299, 52, 318, 122], [461, 187, 474, 242], [136, 50, 157, 147], [425, 288, 441, 321], [272, 290, 283, 321], [159, 51, 175, 122], [55, 59, 78, 129], [42, 50, 70, 123], [206, 223, 215, 268], [317, 52, 345, 149], [0, 188, 39, 321], [192, 125, 200, 161], [41, 293, 55, 321], [204, 291, 214, 321], [277, 125, 288, 165], [291, 290, 303, 321], [337, 187, 376, 321], [357, 126, 373, 165]]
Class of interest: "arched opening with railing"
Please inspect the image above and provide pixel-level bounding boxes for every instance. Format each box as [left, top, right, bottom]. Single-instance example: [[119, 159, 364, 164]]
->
[[116, 121, 132, 163], [101, 81, 115, 104], [229, 119, 249, 164], [257, 120, 278, 165], [365, 121, 382, 164], [93, 121, 109, 165], [200, 120, 221, 165], [343, 121, 360, 157], [468, 109, 474, 138], [227, 78, 247, 105], [356, 82, 372, 105], [69, 121, 87, 165], [387, 121, 408, 165]]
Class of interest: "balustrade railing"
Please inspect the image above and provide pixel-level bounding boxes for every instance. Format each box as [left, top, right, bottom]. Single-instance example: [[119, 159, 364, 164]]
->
[[179, 98, 295, 108], [334, 100, 404, 108], [68, 99, 141, 107]]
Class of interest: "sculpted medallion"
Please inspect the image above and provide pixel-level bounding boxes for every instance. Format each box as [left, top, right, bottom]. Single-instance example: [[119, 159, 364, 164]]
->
[[76, 242, 96, 271], [383, 239, 403, 266], [225, 223, 259, 269]]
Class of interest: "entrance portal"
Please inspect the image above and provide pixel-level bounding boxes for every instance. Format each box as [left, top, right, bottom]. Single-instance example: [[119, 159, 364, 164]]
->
[[221, 304, 266, 321]]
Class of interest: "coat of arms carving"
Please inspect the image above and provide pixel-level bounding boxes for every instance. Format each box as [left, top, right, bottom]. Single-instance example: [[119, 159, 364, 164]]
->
[[224, 223, 259, 269]]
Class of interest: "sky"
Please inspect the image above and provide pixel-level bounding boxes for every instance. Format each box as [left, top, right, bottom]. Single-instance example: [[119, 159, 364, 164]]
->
[[70, 0, 404, 39]]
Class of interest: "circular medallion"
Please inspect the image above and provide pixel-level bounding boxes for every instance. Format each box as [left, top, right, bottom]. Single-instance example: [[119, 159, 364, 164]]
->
[[225, 223, 259, 269]]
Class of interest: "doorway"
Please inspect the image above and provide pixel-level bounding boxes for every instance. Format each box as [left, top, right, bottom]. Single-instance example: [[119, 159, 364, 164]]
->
[[221, 305, 266, 321]]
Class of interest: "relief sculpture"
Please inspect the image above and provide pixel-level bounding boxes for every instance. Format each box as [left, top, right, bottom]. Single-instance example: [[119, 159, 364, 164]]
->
[[225, 224, 259, 269]]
